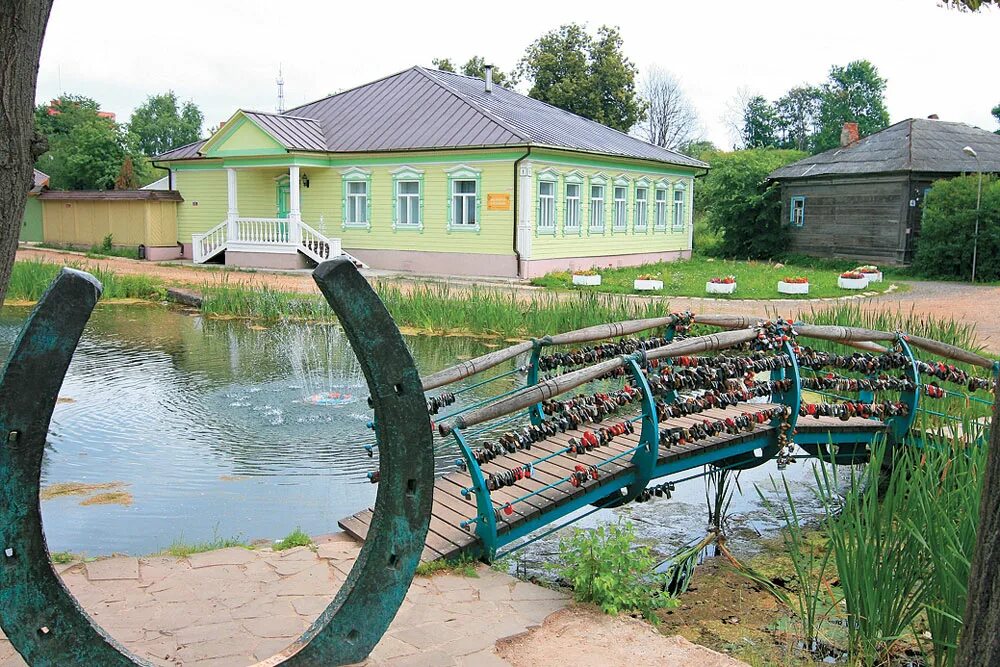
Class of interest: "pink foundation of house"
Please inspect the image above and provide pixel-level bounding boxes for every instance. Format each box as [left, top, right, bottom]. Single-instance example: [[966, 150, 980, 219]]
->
[[144, 245, 183, 261], [225, 251, 313, 270], [343, 248, 519, 278], [520, 249, 691, 279]]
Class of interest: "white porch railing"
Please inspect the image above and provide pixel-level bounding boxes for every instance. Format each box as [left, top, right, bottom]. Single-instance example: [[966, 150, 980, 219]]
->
[[192, 220, 228, 263], [193, 217, 364, 267]]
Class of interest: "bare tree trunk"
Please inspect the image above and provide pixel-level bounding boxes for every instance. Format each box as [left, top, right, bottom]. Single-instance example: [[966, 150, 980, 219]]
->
[[0, 0, 53, 306], [957, 394, 1000, 666]]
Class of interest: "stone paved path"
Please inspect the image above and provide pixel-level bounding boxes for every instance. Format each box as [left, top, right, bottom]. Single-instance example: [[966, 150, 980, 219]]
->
[[0, 534, 566, 666]]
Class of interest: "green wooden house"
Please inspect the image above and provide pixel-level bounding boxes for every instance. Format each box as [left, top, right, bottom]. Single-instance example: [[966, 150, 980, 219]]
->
[[154, 67, 707, 278]]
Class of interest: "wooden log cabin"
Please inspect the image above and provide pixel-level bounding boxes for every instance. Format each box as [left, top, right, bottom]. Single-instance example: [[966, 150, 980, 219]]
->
[[768, 118, 1000, 264]]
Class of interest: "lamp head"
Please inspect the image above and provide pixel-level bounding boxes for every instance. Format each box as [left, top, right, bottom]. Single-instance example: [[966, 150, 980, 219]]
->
[[963, 146, 978, 158]]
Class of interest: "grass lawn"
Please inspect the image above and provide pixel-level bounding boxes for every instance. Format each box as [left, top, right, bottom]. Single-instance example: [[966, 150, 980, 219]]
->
[[530, 256, 905, 300]]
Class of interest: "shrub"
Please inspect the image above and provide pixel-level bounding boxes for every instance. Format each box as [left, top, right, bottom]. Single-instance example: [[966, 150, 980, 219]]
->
[[551, 520, 676, 621], [913, 175, 1000, 280], [699, 148, 807, 259]]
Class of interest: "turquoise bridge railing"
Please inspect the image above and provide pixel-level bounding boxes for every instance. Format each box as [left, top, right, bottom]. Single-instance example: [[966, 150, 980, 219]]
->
[[398, 313, 999, 561]]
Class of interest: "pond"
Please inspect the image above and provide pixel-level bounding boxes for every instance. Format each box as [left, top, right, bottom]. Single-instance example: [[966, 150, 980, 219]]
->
[[0, 304, 826, 561]]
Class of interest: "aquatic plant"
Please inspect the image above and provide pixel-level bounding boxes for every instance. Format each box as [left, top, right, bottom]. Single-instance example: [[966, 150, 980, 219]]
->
[[158, 535, 251, 558], [7, 260, 163, 302]]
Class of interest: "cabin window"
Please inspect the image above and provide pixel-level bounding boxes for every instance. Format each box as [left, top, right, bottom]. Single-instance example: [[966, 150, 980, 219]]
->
[[654, 188, 668, 230], [538, 180, 556, 233], [452, 179, 478, 227], [790, 196, 806, 227], [672, 186, 686, 230], [589, 183, 605, 233], [634, 186, 648, 232], [613, 186, 628, 231], [565, 182, 581, 232], [346, 180, 368, 225], [396, 181, 420, 227]]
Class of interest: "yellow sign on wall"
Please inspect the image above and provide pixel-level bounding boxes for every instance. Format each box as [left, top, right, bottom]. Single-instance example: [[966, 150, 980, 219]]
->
[[487, 193, 511, 211]]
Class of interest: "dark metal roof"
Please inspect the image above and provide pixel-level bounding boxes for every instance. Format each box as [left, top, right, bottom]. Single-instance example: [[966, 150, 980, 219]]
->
[[39, 190, 183, 201], [154, 66, 707, 169], [242, 111, 327, 151], [769, 118, 1000, 180], [424, 68, 707, 168], [155, 139, 206, 160]]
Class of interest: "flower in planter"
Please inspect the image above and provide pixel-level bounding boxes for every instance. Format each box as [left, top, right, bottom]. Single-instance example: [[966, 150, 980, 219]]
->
[[840, 271, 864, 279], [709, 275, 736, 284], [781, 276, 809, 284], [635, 273, 659, 281], [573, 269, 600, 276], [855, 265, 880, 274]]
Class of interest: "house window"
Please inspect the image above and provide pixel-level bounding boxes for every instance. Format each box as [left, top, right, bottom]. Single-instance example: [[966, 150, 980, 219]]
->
[[565, 182, 581, 232], [538, 180, 556, 232], [397, 180, 420, 226], [613, 186, 627, 231], [634, 186, 648, 231], [654, 188, 667, 230], [790, 196, 806, 227], [672, 186, 686, 230], [346, 181, 368, 225], [589, 183, 605, 233], [452, 179, 477, 227]]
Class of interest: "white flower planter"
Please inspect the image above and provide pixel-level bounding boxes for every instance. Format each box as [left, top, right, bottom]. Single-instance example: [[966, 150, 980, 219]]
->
[[860, 271, 882, 283], [777, 281, 809, 295], [572, 274, 601, 286], [633, 279, 663, 291], [838, 276, 869, 290], [706, 281, 736, 295]]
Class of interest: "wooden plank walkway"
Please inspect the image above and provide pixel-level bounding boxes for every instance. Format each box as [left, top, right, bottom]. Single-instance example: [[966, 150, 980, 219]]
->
[[339, 403, 884, 562]]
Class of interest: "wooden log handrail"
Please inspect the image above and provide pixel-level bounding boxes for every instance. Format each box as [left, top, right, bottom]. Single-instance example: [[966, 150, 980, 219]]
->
[[421, 314, 680, 391], [442, 328, 758, 434]]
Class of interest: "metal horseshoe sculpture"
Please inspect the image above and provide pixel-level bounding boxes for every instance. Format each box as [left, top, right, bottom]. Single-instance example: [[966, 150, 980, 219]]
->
[[0, 259, 434, 666]]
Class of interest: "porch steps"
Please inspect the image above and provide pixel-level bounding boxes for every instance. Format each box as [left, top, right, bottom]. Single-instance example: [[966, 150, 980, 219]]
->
[[192, 218, 366, 269]]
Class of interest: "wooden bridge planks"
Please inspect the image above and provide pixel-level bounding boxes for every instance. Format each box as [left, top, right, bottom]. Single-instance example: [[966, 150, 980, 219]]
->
[[338, 401, 886, 562]]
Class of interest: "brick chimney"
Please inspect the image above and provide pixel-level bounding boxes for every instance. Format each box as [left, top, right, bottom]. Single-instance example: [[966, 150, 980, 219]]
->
[[840, 122, 860, 147]]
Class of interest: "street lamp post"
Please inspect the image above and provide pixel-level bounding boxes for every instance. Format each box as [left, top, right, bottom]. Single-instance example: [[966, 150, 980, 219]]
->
[[963, 146, 983, 283]]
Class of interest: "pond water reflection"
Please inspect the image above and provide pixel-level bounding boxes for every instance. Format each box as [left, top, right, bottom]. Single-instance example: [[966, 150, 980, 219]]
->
[[1, 304, 826, 562]]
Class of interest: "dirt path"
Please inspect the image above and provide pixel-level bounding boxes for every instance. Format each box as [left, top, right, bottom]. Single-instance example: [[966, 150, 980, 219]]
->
[[18, 247, 1000, 352]]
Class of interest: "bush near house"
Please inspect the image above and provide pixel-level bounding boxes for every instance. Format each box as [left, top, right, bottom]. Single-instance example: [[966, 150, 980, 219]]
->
[[913, 175, 1000, 281], [698, 148, 807, 259]]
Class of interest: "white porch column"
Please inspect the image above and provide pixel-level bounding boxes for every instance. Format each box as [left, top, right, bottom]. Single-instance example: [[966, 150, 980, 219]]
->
[[516, 161, 534, 278], [226, 167, 239, 239], [289, 165, 302, 244]]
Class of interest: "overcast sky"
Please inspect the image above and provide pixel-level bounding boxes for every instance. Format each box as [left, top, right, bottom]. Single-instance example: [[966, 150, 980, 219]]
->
[[35, 0, 1000, 148]]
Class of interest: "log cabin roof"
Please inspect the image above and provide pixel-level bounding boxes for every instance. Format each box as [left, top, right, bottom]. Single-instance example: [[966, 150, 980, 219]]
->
[[769, 118, 1000, 180]]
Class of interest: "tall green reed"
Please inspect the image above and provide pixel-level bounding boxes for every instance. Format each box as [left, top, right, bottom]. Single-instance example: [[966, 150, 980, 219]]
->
[[6, 260, 164, 302]]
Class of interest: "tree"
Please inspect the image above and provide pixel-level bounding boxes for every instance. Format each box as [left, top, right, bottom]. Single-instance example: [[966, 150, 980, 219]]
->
[[742, 96, 780, 149], [430, 57, 455, 72], [699, 148, 807, 259], [127, 91, 203, 157], [431, 56, 515, 87], [813, 60, 890, 153], [115, 156, 139, 190], [775, 86, 822, 152], [517, 23, 647, 132], [678, 139, 718, 161], [913, 176, 1000, 280], [992, 103, 999, 134], [0, 0, 53, 306], [638, 67, 701, 150], [34, 96, 128, 190], [941, 0, 999, 9]]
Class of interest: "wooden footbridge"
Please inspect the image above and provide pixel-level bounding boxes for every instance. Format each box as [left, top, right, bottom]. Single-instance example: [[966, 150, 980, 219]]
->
[[341, 312, 998, 563]]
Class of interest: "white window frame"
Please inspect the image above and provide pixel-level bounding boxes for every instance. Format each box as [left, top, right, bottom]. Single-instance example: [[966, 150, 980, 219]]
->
[[634, 181, 649, 232], [391, 166, 424, 231], [341, 167, 371, 230], [672, 183, 687, 230], [790, 196, 806, 227], [446, 164, 482, 232], [654, 185, 668, 231], [397, 180, 421, 227], [537, 176, 557, 234], [588, 174, 607, 234], [613, 179, 628, 232], [563, 171, 583, 234]]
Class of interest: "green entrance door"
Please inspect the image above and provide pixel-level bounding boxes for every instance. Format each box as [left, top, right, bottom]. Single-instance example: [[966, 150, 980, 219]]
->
[[20, 196, 43, 242], [276, 180, 290, 241]]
